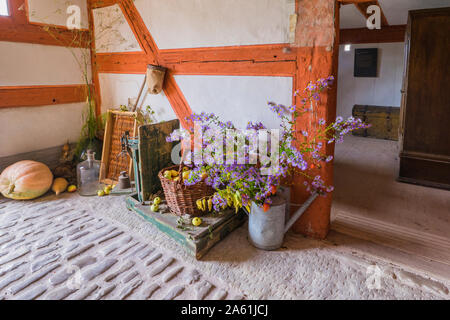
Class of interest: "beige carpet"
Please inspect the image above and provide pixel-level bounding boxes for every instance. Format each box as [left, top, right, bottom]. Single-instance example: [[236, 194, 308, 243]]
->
[[332, 136, 450, 266]]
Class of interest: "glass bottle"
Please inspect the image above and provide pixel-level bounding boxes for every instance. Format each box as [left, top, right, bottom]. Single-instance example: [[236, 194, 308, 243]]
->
[[77, 150, 101, 196]]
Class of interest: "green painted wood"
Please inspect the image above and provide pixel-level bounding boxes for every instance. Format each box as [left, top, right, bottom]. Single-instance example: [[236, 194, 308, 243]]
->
[[126, 194, 247, 259], [138, 119, 180, 201]]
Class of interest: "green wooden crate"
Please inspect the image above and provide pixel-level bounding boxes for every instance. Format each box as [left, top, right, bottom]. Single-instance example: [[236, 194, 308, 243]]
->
[[125, 119, 180, 203], [126, 194, 247, 259], [123, 120, 247, 259]]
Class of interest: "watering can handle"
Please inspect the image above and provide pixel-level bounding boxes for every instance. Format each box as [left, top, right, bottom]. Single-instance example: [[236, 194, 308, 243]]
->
[[284, 192, 318, 234]]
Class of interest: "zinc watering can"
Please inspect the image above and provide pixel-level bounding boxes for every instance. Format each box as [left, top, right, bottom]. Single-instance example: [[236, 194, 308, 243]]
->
[[248, 191, 318, 250]]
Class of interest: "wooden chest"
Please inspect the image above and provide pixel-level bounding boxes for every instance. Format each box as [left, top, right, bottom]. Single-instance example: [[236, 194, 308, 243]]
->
[[352, 105, 400, 141]]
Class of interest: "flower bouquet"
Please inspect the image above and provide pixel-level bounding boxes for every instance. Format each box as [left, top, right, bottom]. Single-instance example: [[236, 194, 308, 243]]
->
[[166, 76, 370, 215]]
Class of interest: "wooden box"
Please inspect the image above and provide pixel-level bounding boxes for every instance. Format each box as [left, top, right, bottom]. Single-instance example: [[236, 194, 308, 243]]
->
[[100, 110, 137, 185], [126, 194, 246, 259], [352, 105, 400, 141], [127, 119, 180, 203]]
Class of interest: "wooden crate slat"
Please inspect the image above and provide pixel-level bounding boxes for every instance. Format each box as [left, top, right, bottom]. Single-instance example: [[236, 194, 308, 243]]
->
[[100, 110, 137, 183], [138, 119, 180, 201]]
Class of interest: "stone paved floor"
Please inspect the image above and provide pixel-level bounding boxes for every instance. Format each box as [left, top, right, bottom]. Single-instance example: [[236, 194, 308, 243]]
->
[[1, 193, 449, 300], [0, 196, 241, 300]]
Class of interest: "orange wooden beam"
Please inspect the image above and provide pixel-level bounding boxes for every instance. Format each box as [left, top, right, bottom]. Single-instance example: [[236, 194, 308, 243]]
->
[[167, 60, 296, 77], [160, 44, 297, 64], [289, 0, 340, 240], [0, 18, 89, 48], [0, 85, 90, 108], [96, 52, 149, 73], [163, 73, 192, 129], [340, 25, 406, 43], [118, 0, 158, 63], [338, 0, 373, 3], [0, 0, 89, 48], [89, 0, 119, 9], [96, 52, 296, 77]]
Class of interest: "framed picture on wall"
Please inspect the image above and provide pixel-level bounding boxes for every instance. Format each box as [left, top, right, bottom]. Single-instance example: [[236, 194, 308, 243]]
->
[[354, 48, 378, 77]]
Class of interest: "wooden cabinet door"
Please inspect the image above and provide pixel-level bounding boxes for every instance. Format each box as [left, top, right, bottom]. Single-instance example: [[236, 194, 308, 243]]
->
[[398, 8, 450, 189]]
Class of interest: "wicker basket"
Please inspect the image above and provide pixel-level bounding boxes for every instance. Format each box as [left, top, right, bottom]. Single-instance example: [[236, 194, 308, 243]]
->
[[158, 165, 214, 216]]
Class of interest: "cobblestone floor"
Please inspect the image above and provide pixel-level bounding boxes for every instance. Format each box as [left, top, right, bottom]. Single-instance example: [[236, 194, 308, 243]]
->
[[0, 196, 241, 300]]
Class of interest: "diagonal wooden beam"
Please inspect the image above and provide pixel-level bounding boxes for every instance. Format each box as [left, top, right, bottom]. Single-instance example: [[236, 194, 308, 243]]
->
[[163, 73, 192, 129], [118, 0, 159, 63]]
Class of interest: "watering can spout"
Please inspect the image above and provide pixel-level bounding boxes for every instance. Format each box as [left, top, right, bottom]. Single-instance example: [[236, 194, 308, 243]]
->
[[284, 192, 319, 234]]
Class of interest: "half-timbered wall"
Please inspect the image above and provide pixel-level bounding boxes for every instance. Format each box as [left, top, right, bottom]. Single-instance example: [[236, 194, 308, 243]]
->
[[0, 0, 90, 157], [94, 0, 296, 129], [91, 0, 340, 239]]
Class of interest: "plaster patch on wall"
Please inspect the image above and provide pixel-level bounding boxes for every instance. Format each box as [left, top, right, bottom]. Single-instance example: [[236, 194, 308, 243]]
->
[[174, 75, 292, 129], [134, 0, 295, 49], [98, 73, 177, 123], [295, 0, 336, 47], [93, 4, 141, 53], [0, 103, 84, 157], [0, 41, 89, 86], [28, 0, 89, 29]]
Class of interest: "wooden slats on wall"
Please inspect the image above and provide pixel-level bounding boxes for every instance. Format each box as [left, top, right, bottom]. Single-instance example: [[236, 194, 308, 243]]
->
[[0, 85, 89, 108]]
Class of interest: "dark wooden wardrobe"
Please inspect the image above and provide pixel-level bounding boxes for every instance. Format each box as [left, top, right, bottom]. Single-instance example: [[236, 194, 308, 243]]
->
[[398, 7, 450, 189]]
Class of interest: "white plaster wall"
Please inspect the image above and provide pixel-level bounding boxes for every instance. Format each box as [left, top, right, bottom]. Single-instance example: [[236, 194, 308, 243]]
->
[[0, 41, 88, 157], [174, 75, 291, 129], [0, 41, 89, 86], [93, 4, 140, 53], [0, 103, 85, 157], [98, 73, 177, 122], [337, 42, 405, 118], [28, 0, 89, 29], [134, 0, 295, 49]]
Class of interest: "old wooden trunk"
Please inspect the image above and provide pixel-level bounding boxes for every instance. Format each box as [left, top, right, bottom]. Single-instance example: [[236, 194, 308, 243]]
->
[[352, 105, 400, 141]]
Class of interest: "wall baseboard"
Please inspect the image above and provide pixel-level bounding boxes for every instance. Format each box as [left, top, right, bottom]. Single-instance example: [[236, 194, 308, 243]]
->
[[332, 211, 450, 267]]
